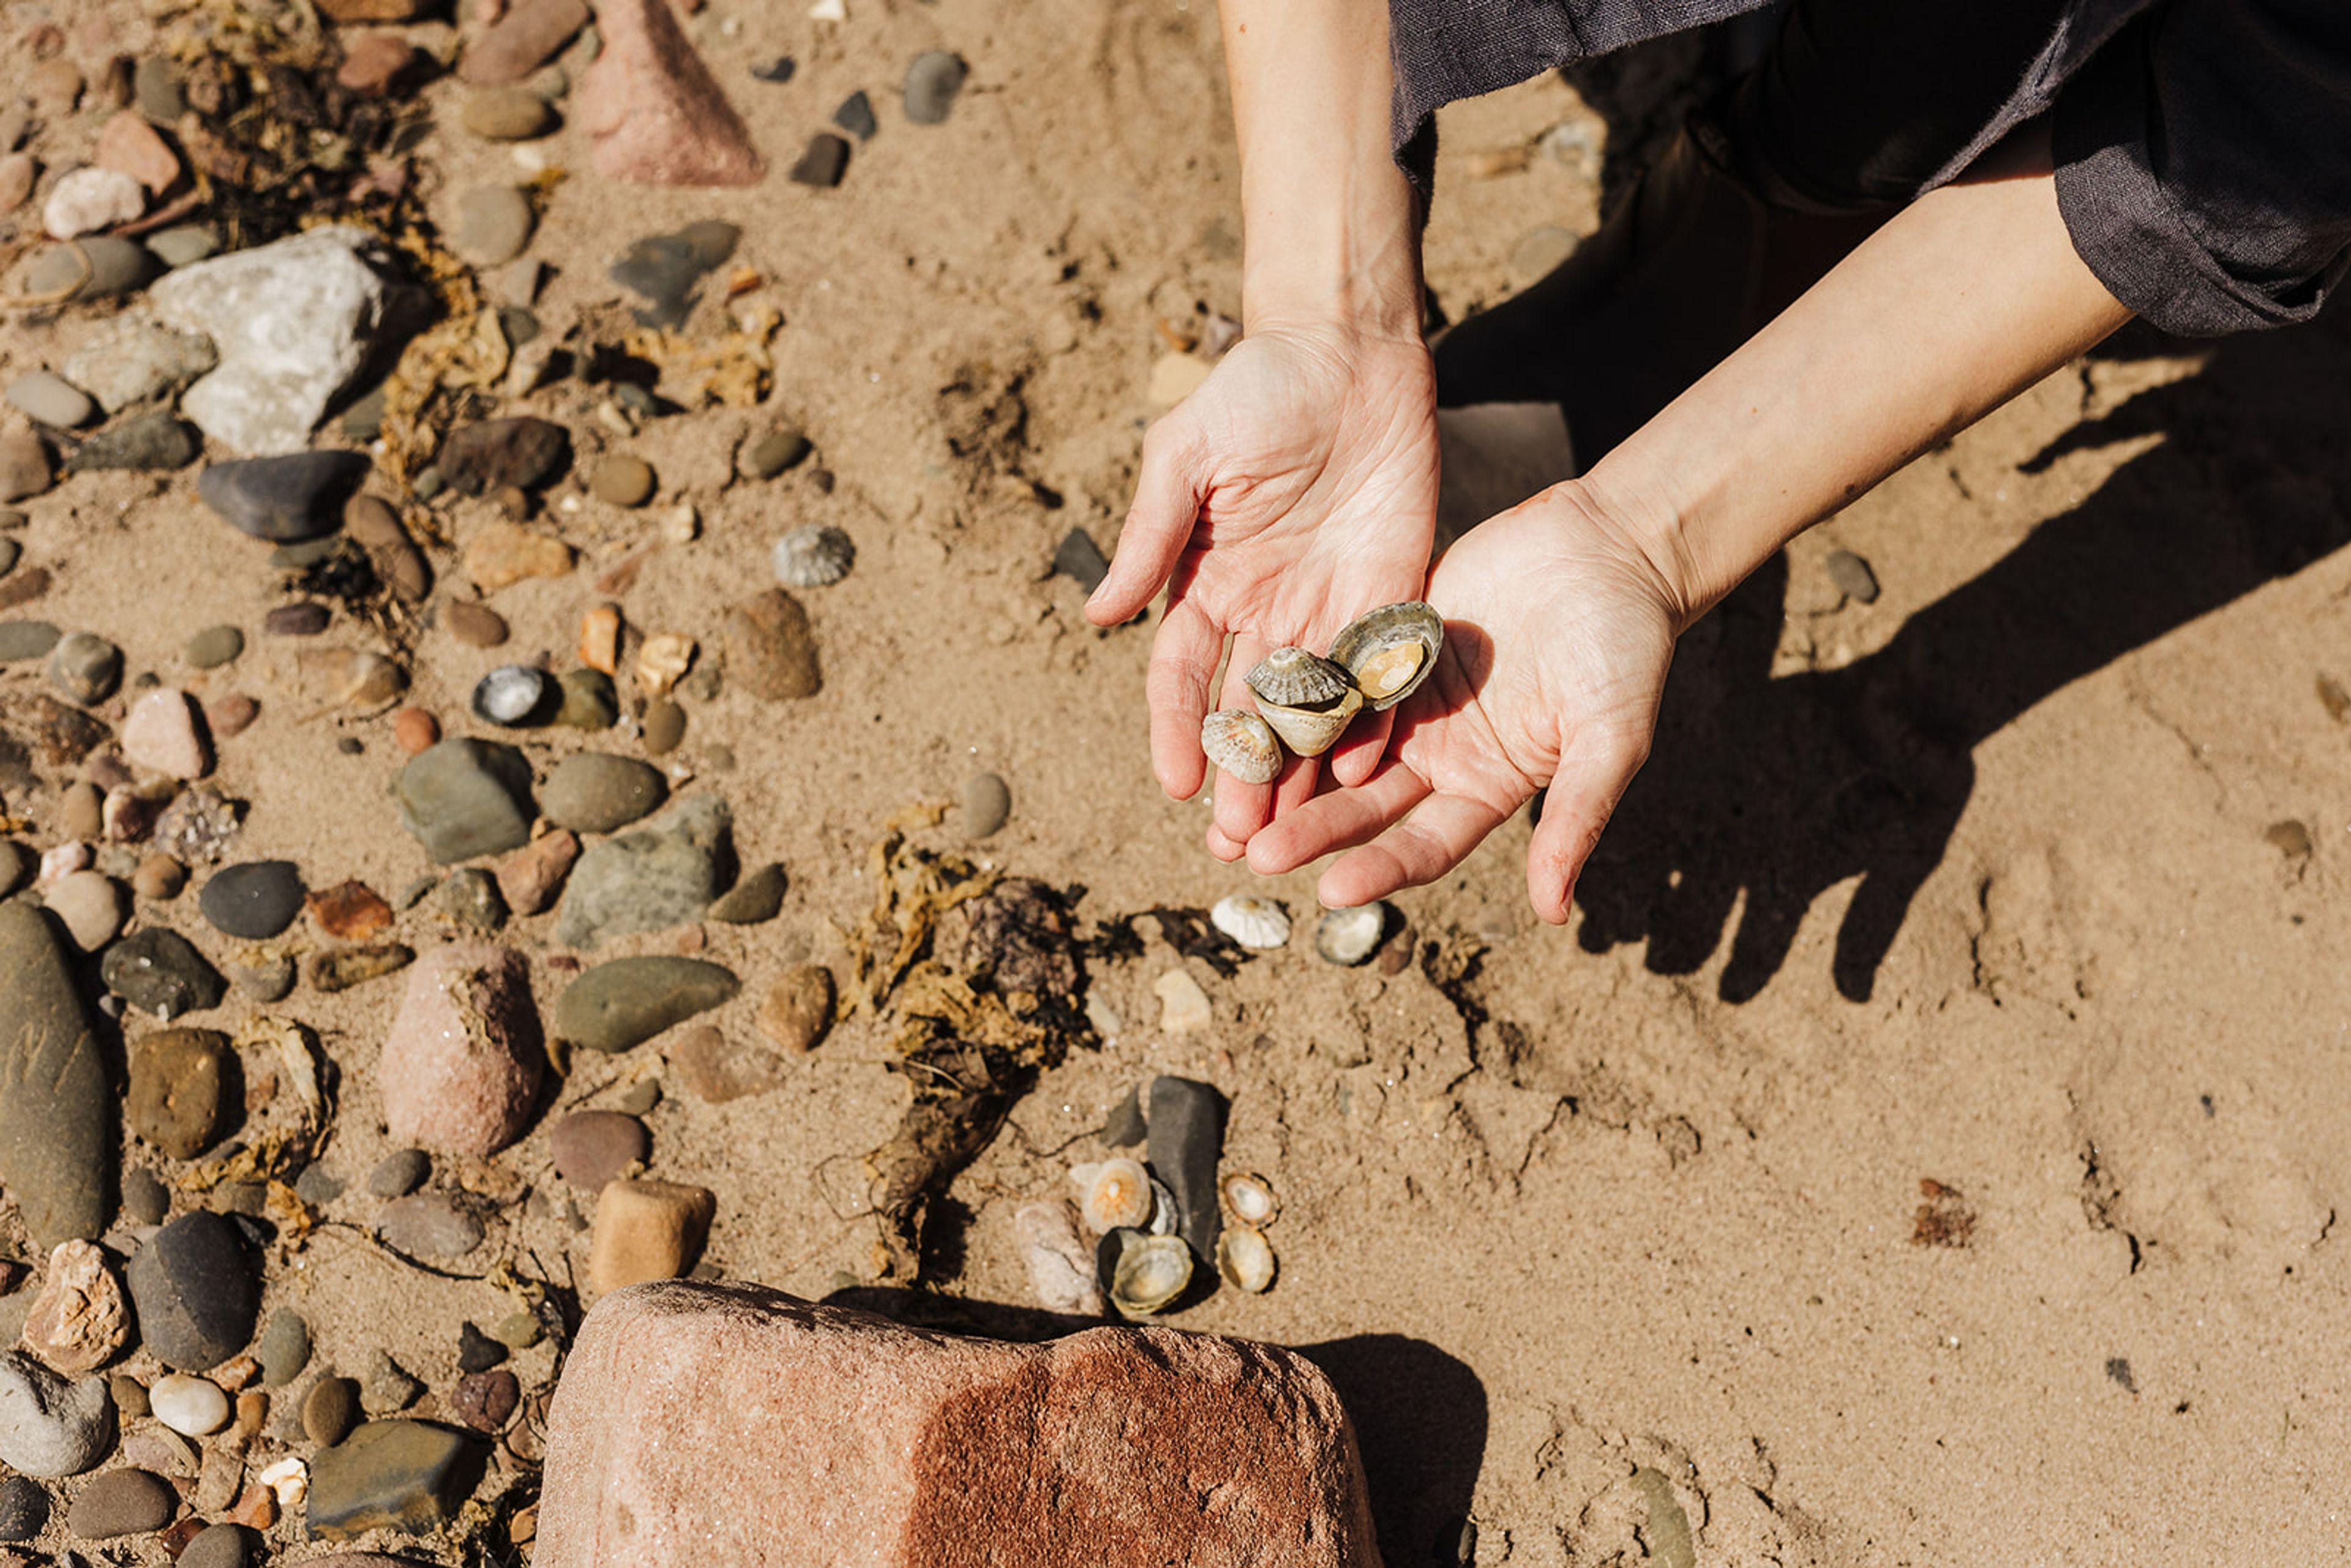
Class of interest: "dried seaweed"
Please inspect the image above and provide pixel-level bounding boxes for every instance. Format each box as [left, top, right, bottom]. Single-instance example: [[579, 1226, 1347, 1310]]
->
[[1089, 906, 1254, 978]]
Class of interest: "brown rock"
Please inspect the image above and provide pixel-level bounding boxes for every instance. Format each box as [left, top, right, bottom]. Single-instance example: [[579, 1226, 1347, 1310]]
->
[[579, 603, 621, 675], [444, 599, 509, 648], [666, 1025, 786, 1103], [393, 707, 440, 754], [534, 1283, 1382, 1567], [307, 879, 393, 941], [0, 153, 35, 217], [463, 522, 574, 591], [452, 1367, 520, 1431], [0, 566, 51, 611], [549, 1110, 648, 1190], [94, 111, 178, 193], [587, 1178, 713, 1294], [316, 0, 433, 18], [380, 945, 543, 1157], [460, 0, 590, 85], [755, 965, 834, 1054], [722, 588, 820, 701], [133, 853, 186, 901], [496, 828, 578, 915], [344, 495, 430, 602], [205, 694, 258, 738], [576, 0, 764, 187], [20, 1239, 130, 1374], [28, 59, 81, 118], [337, 34, 421, 96]]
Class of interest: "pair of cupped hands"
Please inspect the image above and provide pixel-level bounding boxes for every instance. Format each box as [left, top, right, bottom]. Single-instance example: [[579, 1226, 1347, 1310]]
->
[[1084, 323, 1684, 921]]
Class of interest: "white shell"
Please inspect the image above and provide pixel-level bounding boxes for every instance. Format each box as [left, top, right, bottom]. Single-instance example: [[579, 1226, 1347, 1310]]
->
[[1071, 1157, 1153, 1234], [1013, 1200, 1103, 1316], [1313, 903, 1389, 966], [772, 524, 855, 588], [1147, 1174, 1180, 1237], [1218, 1170, 1280, 1228], [1217, 1226, 1277, 1293], [1254, 685, 1363, 757], [1201, 710, 1280, 784], [1210, 895, 1291, 950], [470, 664, 549, 726], [1108, 1231, 1193, 1317]]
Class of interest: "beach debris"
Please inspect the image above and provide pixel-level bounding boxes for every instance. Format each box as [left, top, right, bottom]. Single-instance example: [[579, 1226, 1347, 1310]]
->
[[1209, 895, 1290, 950]]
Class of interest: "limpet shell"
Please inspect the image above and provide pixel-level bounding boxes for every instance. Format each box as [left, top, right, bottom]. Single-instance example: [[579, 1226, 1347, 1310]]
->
[[1313, 902, 1389, 966], [1255, 685, 1362, 757], [1072, 1157, 1153, 1234], [1210, 895, 1290, 950], [1244, 646, 1353, 708], [1201, 710, 1280, 785], [1108, 1229, 1193, 1318], [470, 664, 550, 726], [1327, 601, 1442, 711], [636, 632, 696, 698], [772, 524, 855, 588], [1218, 1171, 1279, 1228], [1217, 1226, 1277, 1294]]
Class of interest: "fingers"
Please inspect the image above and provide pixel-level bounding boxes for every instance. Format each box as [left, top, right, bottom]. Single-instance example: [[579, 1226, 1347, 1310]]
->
[[1246, 762, 1430, 876], [1325, 705, 1395, 789], [1209, 634, 1286, 849], [1087, 418, 1204, 627], [1145, 597, 1222, 800], [1523, 731, 1650, 925], [1321, 792, 1513, 909]]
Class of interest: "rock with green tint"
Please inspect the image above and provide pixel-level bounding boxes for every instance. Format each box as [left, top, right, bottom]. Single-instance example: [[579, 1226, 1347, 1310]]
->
[[555, 957, 738, 1053]]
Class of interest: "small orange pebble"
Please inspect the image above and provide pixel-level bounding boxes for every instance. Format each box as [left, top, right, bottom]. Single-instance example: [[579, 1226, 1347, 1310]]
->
[[393, 706, 440, 754], [580, 603, 622, 675]]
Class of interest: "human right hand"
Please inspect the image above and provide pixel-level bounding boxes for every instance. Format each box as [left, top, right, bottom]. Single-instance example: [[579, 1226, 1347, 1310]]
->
[[1084, 323, 1441, 860]]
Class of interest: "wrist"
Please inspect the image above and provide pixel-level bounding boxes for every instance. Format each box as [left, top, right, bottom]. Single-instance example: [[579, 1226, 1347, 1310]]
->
[[1547, 471, 1703, 632]]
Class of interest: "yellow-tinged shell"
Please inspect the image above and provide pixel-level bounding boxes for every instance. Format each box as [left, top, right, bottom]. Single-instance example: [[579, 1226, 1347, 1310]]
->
[[1256, 685, 1362, 757], [1201, 710, 1280, 784], [1073, 1157, 1154, 1234], [1217, 1226, 1277, 1293], [1218, 1171, 1280, 1228], [1109, 1231, 1193, 1317], [1327, 601, 1443, 711]]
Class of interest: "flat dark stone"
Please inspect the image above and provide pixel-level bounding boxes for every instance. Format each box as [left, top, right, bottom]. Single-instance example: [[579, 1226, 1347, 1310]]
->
[[789, 132, 849, 189], [555, 956, 740, 1053], [751, 55, 795, 83], [0, 1474, 48, 1540], [67, 1467, 174, 1539], [306, 1420, 485, 1540], [65, 413, 198, 473], [100, 927, 227, 1019], [197, 860, 305, 939], [0, 901, 111, 1248], [396, 738, 536, 864], [609, 222, 741, 329], [197, 452, 369, 542], [1052, 527, 1109, 592], [833, 89, 876, 140], [437, 417, 570, 496], [124, 1211, 260, 1371], [1147, 1075, 1226, 1259]]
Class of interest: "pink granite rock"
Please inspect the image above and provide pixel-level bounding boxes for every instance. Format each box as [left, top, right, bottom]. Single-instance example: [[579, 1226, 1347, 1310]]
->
[[459, 0, 590, 84], [380, 945, 544, 1157], [121, 689, 212, 780], [536, 1282, 1383, 1567], [575, 0, 763, 187]]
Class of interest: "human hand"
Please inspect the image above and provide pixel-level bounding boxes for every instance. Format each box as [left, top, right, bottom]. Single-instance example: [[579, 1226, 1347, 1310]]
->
[[1242, 482, 1685, 921], [1084, 324, 1440, 858]]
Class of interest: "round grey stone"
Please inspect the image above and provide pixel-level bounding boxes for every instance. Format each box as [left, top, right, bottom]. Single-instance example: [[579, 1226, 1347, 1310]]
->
[[6, 372, 94, 429], [257, 1309, 311, 1387], [122, 1165, 170, 1225], [179, 1522, 253, 1568], [185, 625, 244, 669], [197, 452, 369, 542], [100, 927, 227, 1018], [369, 1147, 430, 1199], [67, 1466, 173, 1538], [197, 860, 305, 940], [904, 50, 969, 124], [377, 1192, 484, 1259], [0, 621, 59, 662], [122, 1211, 260, 1371], [453, 185, 534, 266], [541, 752, 666, 834], [47, 632, 122, 705], [960, 772, 1011, 840], [0, 1352, 113, 1477]]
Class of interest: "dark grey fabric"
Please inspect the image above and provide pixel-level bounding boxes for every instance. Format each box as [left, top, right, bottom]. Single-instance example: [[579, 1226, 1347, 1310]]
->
[[1389, 0, 2351, 336]]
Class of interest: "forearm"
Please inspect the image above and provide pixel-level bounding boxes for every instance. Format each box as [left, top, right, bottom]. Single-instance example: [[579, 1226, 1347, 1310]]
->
[[1585, 127, 2134, 625], [1220, 0, 1422, 339]]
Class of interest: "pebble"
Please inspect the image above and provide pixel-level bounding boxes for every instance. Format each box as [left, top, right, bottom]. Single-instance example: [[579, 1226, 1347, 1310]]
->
[[303, 1376, 358, 1446], [66, 1467, 173, 1538], [23, 238, 157, 305], [262, 602, 331, 637], [440, 416, 569, 495], [181, 1523, 254, 1568], [65, 411, 198, 473], [464, 85, 558, 140], [452, 1368, 520, 1433], [397, 738, 537, 863], [198, 451, 369, 542], [306, 1419, 478, 1539], [556, 794, 731, 948], [787, 132, 849, 188], [307, 879, 393, 941], [557, 667, 619, 729], [588, 1178, 714, 1293], [382, 943, 540, 1155], [128, 1028, 233, 1158], [833, 89, 877, 140], [497, 828, 579, 914], [723, 588, 821, 700], [0, 434, 48, 503], [0, 901, 111, 1249], [1827, 547, 1881, 604], [43, 168, 145, 241], [444, 599, 509, 647], [393, 707, 441, 754], [752, 56, 796, 83], [0, 621, 58, 662], [369, 1148, 431, 1199], [339, 33, 420, 95], [122, 689, 212, 779], [462, 0, 590, 85], [198, 860, 305, 939], [457, 1321, 506, 1374], [61, 316, 216, 415], [542, 752, 667, 833], [6, 372, 94, 429], [0, 538, 17, 576], [28, 59, 83, 119], [57, 781, 102, 838], [132, 852, 186, 902], [960, 772, 1011, 840], [0, 842, 29, 898], [0, 566, 48, 612], [495, 1310, 546, 1350], [362, 1349, 424, 1416], [617, 1078, 662, 1115], [1153, 969, 1212, 1034], [463, 521, 575, 590], [345, 493, 430, 602], [102, 927, 227, 1018], [641, 698, 686, 756], [609, 220, 740, 329], [668, 1026, 785, 1103], [186, 625, 244, 669], [0, 1351, 113, 1477], [19, 1240, 130, 1374], [48, 632, 122, 703], [756, 964, 835, 1053], [591, 454, 656, 506], [0, 1475, 47, 1540], [308, 942, 416, 994], [258, 1310, 310, 1387], [122, 1165, 170, 1223], [145, 225, 216, 268], [109, 1371, 149, 1421], [44, 871, 124, 952], [124, 1212, 260, 1371], [0, 154, 32, 217], [95, 111, 179, 192], [377, 1193, 485, 1258], [550, 1111, 649, 1189], [228, 955, 294, 1003], [556, 955, 739, 1052], [1148, 1076, 1227, 1257], [738, 427, 811, 479], [151, 1373, 231, 1436], [904, 50, 968, 124], [453, 184, 536, 265], [708, 862, 786, 924]]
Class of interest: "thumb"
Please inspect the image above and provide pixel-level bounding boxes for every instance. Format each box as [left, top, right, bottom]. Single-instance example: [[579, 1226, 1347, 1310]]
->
[[1088, 416, 1209, 626], [1525, 730, 1651, 924]]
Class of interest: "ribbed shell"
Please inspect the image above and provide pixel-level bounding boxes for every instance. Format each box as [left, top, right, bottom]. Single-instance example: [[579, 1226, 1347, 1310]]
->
[[1201, 710, 1281, 784], [1074, 1157, 1154, 1234], [1245, 646, 1354, 708], [771, 525, 856, 588], [1313, 903, 1389, 966], [1327, 601, 1443, 710], [1217, 1226, 1277, 1293], [1210, 895, 1291, 949], [1218, 1171, 1280, 1228], [1108, 1231, 1193, 1316]]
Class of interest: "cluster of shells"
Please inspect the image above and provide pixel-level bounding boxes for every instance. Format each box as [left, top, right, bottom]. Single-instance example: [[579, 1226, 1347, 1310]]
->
[[1063, 1158, 1284, 1318], [1200, 602, 1444, 784]]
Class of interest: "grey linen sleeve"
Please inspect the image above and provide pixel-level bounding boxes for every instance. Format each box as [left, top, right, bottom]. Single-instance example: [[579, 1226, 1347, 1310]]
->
[[2053, 0, 2351, 335]]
